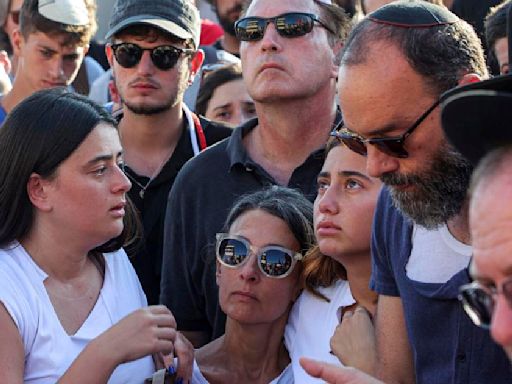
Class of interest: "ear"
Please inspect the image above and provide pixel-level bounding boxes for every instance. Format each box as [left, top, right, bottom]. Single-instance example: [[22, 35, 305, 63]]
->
[[82, 44, 90, 56], [106, 44, 114, 68], [12, 29, 23, 58], [188, 49, 205, 83], [330, 42, 344, 79], [457, 73, 482, 87], [27, 173, 53, 212]]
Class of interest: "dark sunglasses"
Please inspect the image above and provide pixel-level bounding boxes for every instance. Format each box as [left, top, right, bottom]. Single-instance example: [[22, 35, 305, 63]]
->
[[110, 43, 195, 71], [10, 9, 20, 25], [331, 99, 440, 158], [458, 278, 512, 329], [234, 12, 334, 42], [216, 233, 303, 279]]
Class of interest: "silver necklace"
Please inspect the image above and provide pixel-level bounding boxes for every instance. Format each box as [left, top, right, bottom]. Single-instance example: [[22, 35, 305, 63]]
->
[[125, 172, 151, 199]]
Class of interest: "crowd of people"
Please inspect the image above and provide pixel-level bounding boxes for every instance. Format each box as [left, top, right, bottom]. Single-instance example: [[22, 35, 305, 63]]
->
[[0, 0, 511, 383]]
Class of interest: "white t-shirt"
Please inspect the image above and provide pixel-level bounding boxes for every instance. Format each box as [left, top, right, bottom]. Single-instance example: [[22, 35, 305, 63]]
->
[[0, 243, 154, 383], [285, 280, 355, 384], [191, 359, 294, 383], [406, 223, 472, 283]]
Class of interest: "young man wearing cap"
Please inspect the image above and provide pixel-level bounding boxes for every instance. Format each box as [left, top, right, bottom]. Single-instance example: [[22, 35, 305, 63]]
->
[[0, 0, 94, 122], [327, 2, 511, 383], [160, 0, 350, 347], [105, 0, 232, 306]]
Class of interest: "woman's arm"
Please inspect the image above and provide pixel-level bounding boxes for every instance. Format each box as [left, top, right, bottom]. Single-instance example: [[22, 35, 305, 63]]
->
[[0, 303, 24, 384]]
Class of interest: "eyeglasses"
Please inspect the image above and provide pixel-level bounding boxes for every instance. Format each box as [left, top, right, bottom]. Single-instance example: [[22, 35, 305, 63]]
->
[[110, 43, 195, 71], [458, 277, 512, 329], [234, 12, 334, 42], [331, 99, 440, 158], [216, 233, 303, 279], [10, 9, 20, 25]]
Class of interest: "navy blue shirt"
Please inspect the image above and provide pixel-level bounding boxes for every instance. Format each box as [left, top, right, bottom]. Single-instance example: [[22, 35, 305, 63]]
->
[[370, 187, 512, 383]]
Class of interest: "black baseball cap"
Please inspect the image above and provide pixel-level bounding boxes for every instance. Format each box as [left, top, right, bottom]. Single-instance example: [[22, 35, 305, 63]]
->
[[106, 0, 200, 49], [441, 75, 512, 164]]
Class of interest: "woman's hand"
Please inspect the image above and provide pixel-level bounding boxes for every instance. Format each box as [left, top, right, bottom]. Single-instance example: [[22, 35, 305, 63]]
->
[[330, 306, 376, 375], [100, 305, 178, 364]]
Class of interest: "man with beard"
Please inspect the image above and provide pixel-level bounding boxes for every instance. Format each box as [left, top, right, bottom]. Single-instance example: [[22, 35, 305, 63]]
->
[[105, 0, 232, 305], [331, 2, 511, 384], [204, 0, 243, 56]]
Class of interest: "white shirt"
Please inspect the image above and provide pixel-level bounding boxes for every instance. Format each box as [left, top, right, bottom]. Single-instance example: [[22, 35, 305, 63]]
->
[[406, 223, 472, 283], [0, 243, 154, 383], [285, 280, 355, 384]]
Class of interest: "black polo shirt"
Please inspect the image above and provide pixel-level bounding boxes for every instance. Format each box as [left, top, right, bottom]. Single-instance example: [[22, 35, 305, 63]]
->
[[160, 114, 339, 340], [124, 116, 232, 305]]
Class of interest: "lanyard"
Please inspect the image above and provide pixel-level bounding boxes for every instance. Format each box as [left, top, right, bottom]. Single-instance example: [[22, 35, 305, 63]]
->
[[183, 104, 207, 156]]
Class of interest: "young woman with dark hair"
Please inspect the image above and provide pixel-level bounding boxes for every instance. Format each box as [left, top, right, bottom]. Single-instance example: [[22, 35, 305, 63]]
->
[[0, 89, 192, 383]]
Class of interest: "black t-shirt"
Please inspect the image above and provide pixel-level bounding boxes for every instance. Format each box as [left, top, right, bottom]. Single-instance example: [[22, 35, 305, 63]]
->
[[124, 116, 232, 305]]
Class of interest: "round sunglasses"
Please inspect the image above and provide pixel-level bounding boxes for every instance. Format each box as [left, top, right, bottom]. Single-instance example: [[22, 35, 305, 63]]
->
[[331, 99, 440, 158], [459, 278, 512, 329], [111, 43, 195, 71], [216, 233, 303, 279], [234, 12, 334, 42]]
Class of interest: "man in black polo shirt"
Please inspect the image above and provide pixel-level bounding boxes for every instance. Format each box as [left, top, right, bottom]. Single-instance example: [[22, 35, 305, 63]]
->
[[105, 0, 232, 305], [160, 0, 351, 347]]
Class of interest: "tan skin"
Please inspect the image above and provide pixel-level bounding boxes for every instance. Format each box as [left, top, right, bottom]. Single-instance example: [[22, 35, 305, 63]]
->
[[2, 30, 87, 114], [314, 145, 381, 375], [0, 124, 193, 384], [106, 32, 204, 179], [195, 209, 302, 383]]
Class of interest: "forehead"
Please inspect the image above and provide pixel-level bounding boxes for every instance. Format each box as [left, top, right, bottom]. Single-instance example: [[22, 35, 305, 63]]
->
[[338, 40, 433, 132], [24, 31, 85, 52], [323, 145, 368, 174], [245, 0, 320, 17], [471, 172, 512, 276]]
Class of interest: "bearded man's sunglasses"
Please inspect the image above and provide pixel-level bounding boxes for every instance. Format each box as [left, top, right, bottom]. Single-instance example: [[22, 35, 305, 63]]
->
[[234, 12, 334, 41], [459, 277, 512, 329], [330, 99, 440, 158], [216, 233, 303, 279], [111, 43, 195, 71]]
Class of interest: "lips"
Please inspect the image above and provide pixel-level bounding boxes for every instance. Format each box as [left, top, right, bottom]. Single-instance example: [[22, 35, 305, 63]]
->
[[109, 201, 126, 217], [232, 290, 257, 301], [258, 62, 284, 74], [316, 220, 342, 236]]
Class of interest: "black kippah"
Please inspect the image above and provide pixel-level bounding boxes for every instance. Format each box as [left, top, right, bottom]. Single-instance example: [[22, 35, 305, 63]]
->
[[368, 0, 459, 28]]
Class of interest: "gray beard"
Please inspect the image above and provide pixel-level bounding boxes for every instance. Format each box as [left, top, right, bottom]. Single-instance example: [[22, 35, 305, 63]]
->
[[381, 143, 473, 229]]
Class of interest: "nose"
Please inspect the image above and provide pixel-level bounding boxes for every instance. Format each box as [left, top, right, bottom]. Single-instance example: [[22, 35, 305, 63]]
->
[[317, 185, 340, 216], [48, 57, 65, 81], [113, 164, 132, 193], [366, 145, 400, 178], [136, 50, 156, 75], [229, 107, 243, 127], [490, 295, 512, 350], [239, 253, 260, 282], [260, 22, 283, 53]]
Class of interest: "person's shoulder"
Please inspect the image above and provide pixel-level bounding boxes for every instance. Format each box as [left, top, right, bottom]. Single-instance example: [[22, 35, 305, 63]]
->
[[199, 116, 233, 144]]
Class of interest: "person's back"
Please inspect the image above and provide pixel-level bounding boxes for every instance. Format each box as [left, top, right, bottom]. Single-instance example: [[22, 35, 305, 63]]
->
[[160, 0, 351, 346]]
